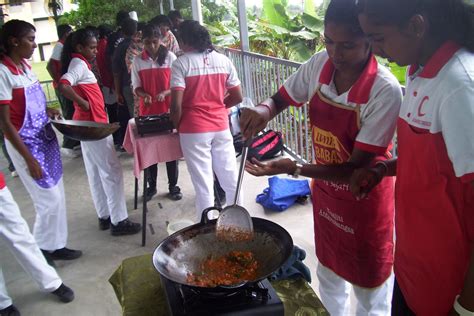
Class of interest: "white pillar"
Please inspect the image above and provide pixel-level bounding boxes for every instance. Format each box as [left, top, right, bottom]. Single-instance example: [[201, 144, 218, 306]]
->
[[169, 0, 174, 10], [191, 0, 203, 24], [237, 0, 250, 51], [236, 0, 253, 100], [159, 0, 164, 14]]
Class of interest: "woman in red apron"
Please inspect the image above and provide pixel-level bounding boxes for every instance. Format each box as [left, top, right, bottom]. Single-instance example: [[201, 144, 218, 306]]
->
[[0, 20, 82, 265], [131, 24, 182, 202], [58, 28, 141, 236], [351, 0, 474, 315], [242, 0, 402, 314]]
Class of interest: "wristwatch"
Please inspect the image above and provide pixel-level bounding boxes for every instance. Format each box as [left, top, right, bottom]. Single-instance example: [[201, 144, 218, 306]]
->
[[291, 161, 303, 178]]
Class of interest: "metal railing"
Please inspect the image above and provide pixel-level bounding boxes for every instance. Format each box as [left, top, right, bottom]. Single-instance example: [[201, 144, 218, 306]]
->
[[223, 48, 313, 163], [40, 80, 59, 106]]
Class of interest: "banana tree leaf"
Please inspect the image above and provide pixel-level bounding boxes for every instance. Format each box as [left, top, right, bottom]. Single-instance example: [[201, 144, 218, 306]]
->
[[289, 40, 314, 62], [388, 63, 407, 85], [255, 21, 293, 35], [302, 13, 324, 33], [274, 4, 289, 21], [290, 30, 319, 40], [262, 0, 285, 27], [205, 24, 222, 34], [213, 35, 238, 46], [304, 0, 317, 17], [251, 35, 275, 42]]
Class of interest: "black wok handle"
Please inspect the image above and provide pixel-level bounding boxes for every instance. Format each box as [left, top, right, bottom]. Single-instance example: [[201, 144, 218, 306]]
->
[[200, 207, 222, 224]]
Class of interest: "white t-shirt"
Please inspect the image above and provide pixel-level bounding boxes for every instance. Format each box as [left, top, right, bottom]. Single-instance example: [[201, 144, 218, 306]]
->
[[280, 50, 402, 154], [401, 44, 474, 180], [50, 42, 63, 61]]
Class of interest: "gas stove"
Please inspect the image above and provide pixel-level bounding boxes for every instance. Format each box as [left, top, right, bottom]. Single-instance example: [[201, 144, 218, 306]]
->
[[160, 275, 284, 316]]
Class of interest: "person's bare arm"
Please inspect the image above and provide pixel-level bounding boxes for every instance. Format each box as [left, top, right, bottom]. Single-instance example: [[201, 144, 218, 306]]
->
[[456, 198, 474, 312], [239, 91, 291, 140], [246, 148, 376, 183], [170, 89, 183, 128], [0, 105, 42, 179], [350, 158, 397, 199], [58, 83, 89, 111], [224, 86, 243, 109], [156, 89, 171, 102], [134, 87, 152, 105], [113, 74, 124, 105]]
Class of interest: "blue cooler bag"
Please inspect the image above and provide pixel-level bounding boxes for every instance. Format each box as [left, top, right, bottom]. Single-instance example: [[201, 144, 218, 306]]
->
[[256, 176, 311, 212]]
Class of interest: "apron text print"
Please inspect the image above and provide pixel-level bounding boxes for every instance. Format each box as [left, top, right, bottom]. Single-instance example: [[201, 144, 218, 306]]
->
[[319, 207, 354, 234]]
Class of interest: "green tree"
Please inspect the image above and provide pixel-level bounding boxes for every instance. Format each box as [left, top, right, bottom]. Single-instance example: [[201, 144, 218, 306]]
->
[[59, 0, 195, 27], [204, 0, 324, 62]]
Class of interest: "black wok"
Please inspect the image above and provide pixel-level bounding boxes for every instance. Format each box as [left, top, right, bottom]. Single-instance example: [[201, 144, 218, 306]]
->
[[51, 119, 119, 141], [152, 207, 293, 290]]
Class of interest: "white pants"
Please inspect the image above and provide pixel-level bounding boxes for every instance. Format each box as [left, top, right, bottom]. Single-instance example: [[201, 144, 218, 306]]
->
[[5, 140, 68, 251], [0, 187, 62, 309], [180, 130, 241, 220], [81, 136, 128, 225], [317, 263, 394, 316]]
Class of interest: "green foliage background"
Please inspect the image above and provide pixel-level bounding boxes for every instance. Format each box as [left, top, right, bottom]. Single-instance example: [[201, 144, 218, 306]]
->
[[59, 0, 406, 82]]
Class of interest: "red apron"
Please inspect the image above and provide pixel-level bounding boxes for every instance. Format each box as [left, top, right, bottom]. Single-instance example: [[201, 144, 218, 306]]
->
[[310, 87, 394, 288], [138, 68, 171, 116], [395, 118, 474, 315]]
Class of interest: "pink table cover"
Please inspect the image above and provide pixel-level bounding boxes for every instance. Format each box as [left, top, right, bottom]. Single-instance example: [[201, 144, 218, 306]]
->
[[123, 118, 183, 178]]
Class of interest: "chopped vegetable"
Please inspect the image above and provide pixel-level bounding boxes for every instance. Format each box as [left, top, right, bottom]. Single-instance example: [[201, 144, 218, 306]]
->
[[186, 251, 258, 287]]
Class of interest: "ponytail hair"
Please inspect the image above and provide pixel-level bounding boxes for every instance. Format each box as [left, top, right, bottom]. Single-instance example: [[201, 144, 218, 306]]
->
[[357, 0, 474, 52], [0, 20, 36, 58], [142, 23, 168, 66], [60, 28, 97, 75], [178, 20, 214, 53]]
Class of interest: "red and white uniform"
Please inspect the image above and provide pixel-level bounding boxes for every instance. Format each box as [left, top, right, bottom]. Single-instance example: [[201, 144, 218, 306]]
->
[[396, 41, 474, 315], [131, 50, 176, 115], [49, 40, 63, 88], [0, 58, 36, 131], [0, 57, 68, 251], [59, 54, 108, 123], [171, 50, 240, 133], [60, 54, 129, 225], [171, 50, 241, 219], [279, 51, 402, 315], [0, 172, 63, 309]]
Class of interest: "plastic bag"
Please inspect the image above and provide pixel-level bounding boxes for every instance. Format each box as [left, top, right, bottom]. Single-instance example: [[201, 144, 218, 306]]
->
[[256, 176, 311, 212]]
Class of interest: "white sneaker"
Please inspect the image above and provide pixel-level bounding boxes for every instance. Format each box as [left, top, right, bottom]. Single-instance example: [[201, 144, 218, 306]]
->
[[11, 171, 18, 178], [60, 148, 80, 158]]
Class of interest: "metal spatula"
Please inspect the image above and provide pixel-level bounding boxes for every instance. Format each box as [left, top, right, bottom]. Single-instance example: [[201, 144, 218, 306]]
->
[[216, 138, 254, 241]]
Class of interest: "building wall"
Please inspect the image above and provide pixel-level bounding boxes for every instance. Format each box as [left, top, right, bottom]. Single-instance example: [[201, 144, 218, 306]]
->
[[4, 0, 73, 62]]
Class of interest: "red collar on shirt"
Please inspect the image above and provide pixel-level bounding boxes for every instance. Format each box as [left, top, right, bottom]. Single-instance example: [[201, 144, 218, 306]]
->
[[141, 50, 152, 61], [59, 39, 65, 44], [141, 50, 160, 62], [72, 53, 92, 70], [0, 56, 31, 75], [0, 172, 5, 190], [412, 41, 462, 79], [319, 54, 378, 104]]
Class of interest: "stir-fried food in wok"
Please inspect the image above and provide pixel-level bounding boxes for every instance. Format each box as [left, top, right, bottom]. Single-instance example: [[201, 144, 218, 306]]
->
[[186, 251, 258, 287]]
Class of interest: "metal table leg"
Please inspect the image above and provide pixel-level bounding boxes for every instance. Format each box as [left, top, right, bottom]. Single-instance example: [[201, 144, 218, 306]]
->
[[141, 168, 148, 247], [134, 177, 138, 210]]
